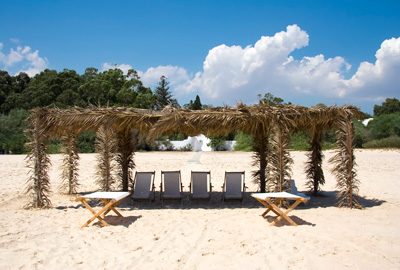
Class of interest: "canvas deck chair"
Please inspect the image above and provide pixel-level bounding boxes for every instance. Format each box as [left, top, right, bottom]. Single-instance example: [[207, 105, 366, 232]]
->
[[286, 179, 310, 201], [160, 170, 183, 205], [221, 171, 246, 202], [189, 171, 212, 203], [131, 171, 156, 203]]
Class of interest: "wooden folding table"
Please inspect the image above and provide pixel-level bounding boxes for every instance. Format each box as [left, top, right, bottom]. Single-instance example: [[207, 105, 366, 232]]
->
[[76, 191, 130, 228], [251, 192, 308, 226]]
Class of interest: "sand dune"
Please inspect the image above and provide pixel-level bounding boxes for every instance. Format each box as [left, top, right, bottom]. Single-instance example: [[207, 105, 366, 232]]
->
[[0, 150, 399, 269]]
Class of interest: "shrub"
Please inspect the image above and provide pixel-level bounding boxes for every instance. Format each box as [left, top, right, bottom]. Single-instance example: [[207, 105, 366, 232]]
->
[[179, 144, 193, 151], [207, 135, 228, 151], [0, 109, 30, 154], [367, 113, 400, 140], [233, 132, 253, 152], [363, 136, 400, 148], [76, 131, 96, 153], [290, 131, 309, 151]]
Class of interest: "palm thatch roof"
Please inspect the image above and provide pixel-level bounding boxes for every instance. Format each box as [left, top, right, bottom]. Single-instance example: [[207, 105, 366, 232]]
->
[[148, 104, 364, 139], [32, 106, 163, 138]]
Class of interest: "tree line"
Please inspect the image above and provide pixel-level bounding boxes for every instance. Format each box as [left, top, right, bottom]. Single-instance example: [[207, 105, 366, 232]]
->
[[1, 68, 400, 154]]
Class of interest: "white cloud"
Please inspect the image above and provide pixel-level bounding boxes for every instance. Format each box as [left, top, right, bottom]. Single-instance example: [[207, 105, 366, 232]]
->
[[0, 43, 48, 77], [101, 63, 133, 74], [174, 24, 353, 105], [345, 37, 400, 99], [138, 65, 190, 90], [161, 25, 400, 108]]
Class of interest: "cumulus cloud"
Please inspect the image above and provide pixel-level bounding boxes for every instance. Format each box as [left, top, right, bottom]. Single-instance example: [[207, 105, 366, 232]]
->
[[0, 42, 48, 77], [154, 25, 399, 108], [175, 24, 359, 105], [345, 37, 400, 100], [138, 65, 190, 89], [101, 63, 134, 74]]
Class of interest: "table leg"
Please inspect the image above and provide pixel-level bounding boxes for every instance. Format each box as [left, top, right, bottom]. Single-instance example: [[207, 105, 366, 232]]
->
[[256, 198, 282, 217], [80, 199, 115, 228], [100, 198, 124, 217], [268, 198, 303, 226]]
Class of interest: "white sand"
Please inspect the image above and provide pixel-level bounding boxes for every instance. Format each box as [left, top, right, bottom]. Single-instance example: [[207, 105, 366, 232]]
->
[[0, 150, 399, 269]]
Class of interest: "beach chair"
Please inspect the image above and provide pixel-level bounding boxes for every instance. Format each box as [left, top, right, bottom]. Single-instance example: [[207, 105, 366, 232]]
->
[[160, 170, 184, 205], [189, 171, 212, 203], [286, 179, 310, 201], [221, 171, 246, 203], [131, 171, 156, 203]]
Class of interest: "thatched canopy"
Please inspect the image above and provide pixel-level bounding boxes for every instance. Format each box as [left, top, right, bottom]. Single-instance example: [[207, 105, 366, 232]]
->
[[26, 104, 364, 209], [148, 103, 364, 139]]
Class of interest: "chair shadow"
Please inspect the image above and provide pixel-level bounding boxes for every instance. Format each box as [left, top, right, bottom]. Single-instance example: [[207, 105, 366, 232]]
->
[[263, 215, 315, 227], [93, 215, 142, 228]]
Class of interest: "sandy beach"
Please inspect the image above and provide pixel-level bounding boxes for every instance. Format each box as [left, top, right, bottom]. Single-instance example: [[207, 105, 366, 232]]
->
[[0, 149, 399, 269]]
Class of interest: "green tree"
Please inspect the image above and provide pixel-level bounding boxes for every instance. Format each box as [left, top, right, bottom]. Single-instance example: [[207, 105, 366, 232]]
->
[[56, 69, 83, 108], [184, 95, 203, 110], [1, 71, 31, 113], [373, 98, 400, 116], [367, 113, 400, 139], [154, 76, 179, 110], [233, 131, 253, 151], [0, 71, 13, 111], [0, 109, 30, 153], [258, 93, 285, 105]]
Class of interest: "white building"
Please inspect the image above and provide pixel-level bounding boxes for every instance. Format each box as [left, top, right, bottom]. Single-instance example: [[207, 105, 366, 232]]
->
[[158, 134, 236, 151]]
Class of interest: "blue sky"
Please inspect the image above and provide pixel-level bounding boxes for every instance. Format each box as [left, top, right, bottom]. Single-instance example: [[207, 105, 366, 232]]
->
[[1, 0, 400, 114]]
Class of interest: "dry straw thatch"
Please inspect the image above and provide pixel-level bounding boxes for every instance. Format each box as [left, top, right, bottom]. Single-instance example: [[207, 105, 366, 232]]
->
[[26, 104, 364, 209]]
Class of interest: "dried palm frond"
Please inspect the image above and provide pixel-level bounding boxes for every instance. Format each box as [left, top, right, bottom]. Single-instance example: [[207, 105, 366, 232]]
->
[[95, 124, 117, 191], [44, 106, 162, 138], [25, 108, 52, 208], [251, 131, 270, 193], [305, 125, 325, 195], [267, 125, 293, 193], [115, 127, 137, 191], [329, 110, 361, 209], [59, 133, 80, 194]]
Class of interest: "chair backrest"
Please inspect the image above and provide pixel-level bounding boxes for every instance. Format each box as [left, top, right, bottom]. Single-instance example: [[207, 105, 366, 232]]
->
[[191, 171, 210, 197], [133, 172, 154, 197], [225, 171, 244, 196], [286, 179, 310, 200], [287, 179, 298, 194], [162, 171, 182, 197]]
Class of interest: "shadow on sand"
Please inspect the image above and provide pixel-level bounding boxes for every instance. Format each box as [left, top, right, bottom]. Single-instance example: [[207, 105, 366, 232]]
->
[[302, 191, 386, 209], [55, 189, 386, 212], [91, 215, 142, 228], [263, 215, 316, 227]]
